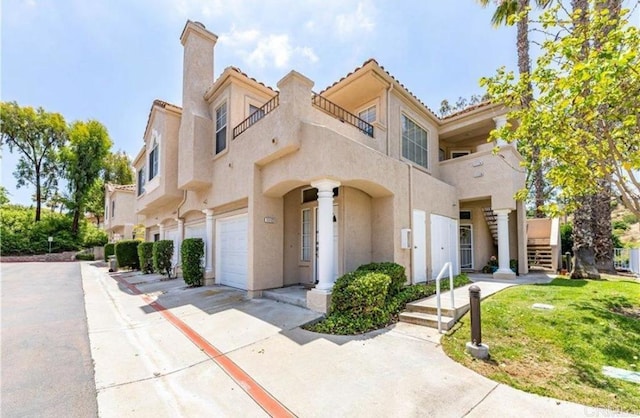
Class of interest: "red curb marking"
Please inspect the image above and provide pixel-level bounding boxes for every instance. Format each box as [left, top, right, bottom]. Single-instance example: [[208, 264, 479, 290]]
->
[[112, 275, 296, 418]]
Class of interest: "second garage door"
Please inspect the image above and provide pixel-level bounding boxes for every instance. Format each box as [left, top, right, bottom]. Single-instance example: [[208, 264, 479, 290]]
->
[[215, 214, 248, 289]]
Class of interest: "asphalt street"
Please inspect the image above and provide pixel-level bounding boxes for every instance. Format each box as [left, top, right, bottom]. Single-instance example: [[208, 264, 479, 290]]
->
[[1, 262, 98, 418]]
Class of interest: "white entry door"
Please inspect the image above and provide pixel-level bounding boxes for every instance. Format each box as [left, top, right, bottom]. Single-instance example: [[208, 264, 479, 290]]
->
[[430, 214, 460, 279], [412, 210, 427, 283], [215, 215, 248, 289]]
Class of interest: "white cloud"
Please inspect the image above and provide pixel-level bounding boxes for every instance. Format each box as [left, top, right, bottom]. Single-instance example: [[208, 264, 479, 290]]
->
[[335, 1, 376, 38], [219, 28, 318, 69]]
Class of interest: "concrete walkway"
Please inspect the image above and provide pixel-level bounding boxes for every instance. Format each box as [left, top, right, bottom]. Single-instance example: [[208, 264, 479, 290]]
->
[[81, 264, 625, 417]]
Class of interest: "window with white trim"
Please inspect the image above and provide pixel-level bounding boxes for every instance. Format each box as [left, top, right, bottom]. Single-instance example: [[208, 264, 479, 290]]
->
[[111, 200, 115, 217], [358, 105, 376, 124], [301, 208, 311, 261], [401, 114, 429, 169], [215, 103, 227, 154], [137, 166, 145, 196], [148, 140, 159, 180]]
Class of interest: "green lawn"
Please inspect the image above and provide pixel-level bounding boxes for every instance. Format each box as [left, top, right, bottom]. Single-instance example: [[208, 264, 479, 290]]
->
[[442, 277, 640, 413]]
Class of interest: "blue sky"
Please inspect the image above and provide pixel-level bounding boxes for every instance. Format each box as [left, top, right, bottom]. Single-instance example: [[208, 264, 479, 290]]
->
[[1, 0, 521, 205]]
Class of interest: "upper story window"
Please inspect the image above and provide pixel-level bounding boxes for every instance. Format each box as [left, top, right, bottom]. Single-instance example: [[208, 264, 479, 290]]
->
[[148, 139, 159, 181], [105, 203, 108, 220], [358, 106, 376, 124], [137, 166, 145, 196], [111, 200, 115, 217], [215, 103, 227, 154], [401, 114, 429, 169]]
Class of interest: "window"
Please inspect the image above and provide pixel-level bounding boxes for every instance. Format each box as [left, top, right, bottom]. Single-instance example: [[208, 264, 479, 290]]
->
[[401, 115, 429, 169], [105, 204, 108, 220], [301, 208, 311, 261], [451, 150, 471, 159], [301, 187, 340, 203], [358, 106, 376, 124], [148, 141, 159, 181], [215, 103, 227, 154], [137, 167, 145, 196], [460, 210, 472, 220], [111, 200, 115, 217], [153, 233, 160, 242]]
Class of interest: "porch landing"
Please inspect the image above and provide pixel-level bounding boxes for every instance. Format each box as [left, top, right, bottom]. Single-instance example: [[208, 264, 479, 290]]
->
[[400, 273, 555, 331], [262, 285, 309, 309]]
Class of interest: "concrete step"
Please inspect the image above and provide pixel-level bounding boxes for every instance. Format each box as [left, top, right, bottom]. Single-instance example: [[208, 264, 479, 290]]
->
[[262, 287, 308, 309], [399, 311, 456, 330], [404, 302, 469, 319]]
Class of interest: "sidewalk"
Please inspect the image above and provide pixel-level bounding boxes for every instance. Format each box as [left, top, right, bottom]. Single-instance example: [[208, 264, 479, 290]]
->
[[81, 264, 625, 417]]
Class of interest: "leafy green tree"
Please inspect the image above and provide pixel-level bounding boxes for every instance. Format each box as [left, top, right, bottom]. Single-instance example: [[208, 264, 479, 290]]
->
[[63, 120, 112, 234], [85, 150, 134, 226], [481, 0, 639, 277], [0, 102, 67, 221], [0, 186, 10, 206]]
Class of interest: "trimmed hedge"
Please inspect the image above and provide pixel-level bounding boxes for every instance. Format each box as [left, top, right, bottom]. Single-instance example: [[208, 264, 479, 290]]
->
[[137, 242, 154, 274], [75, 252, 95, 261], [331, 271, 390, 316], [356, 262, 406, 299], [181, 238, 204, 286], [104, 243, 115, 261], [115, 240, 140, 270], [153, 240, 174, 278]]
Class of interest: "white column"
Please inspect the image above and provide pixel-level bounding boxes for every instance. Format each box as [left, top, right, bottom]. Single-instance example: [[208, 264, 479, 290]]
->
[[176, 218, 184, 265], [158, 224, 165, 240], [203, 209, 214, 275], [492, 115, 508, 147], [493, 209, 516, 279], [311, 179, 341, 291]]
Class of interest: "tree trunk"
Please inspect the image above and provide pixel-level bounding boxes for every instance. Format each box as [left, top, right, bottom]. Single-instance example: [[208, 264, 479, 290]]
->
[[592, 184, 615, 273], [35, 167, 41, 222], [72, 209, 81, 235], [516, 0, 545, 217], [571, 195, 600, 279]]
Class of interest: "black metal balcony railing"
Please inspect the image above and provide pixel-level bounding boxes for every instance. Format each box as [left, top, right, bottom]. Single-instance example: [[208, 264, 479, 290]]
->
[[232, 94, 280, 139], [311, 93, 374, 138]]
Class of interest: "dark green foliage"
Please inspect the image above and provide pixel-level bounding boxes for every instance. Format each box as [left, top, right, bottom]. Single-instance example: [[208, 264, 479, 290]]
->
[[181, 238, 204, 286], [560, 222, 573, 255], [0, 205, 78, 255], [153, 240, 174, 278], [331, 272, 390, 316], [115, 240, 140, 270], [356, 262, 407, 298], [612, 220, 629, 231], [75, 252, 95, 261], [307, 262, 471, 335], [137, 242, 154, 274], [622, 213, 638, 225], [104, 243, 115, 261]]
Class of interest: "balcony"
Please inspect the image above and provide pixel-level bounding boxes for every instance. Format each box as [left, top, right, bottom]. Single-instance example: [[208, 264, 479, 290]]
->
[[311, 93, 374, 138], [232, 94, 280, 139]]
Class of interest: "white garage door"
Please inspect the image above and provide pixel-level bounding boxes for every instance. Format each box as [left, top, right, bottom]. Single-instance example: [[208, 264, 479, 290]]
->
[[215, 215, 248, 289]]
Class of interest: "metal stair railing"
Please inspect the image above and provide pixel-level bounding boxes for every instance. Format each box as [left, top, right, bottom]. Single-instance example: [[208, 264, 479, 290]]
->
[[435, 262, 455, 334]]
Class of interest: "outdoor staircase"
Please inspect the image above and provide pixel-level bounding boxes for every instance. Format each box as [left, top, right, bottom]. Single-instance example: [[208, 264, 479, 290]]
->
[[527, 241, 554, 271], [399, 294, 469, 331], [482, 207, 498, 245]]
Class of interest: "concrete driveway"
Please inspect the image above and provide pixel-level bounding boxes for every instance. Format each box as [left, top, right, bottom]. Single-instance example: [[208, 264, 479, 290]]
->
[[82, 264, 617, 417], [1, 262, 98, 418]]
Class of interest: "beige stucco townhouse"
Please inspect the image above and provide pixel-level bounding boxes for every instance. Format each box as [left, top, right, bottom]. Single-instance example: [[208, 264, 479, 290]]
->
[[131, 21, 528, 311], [104, 183, 137, 242]]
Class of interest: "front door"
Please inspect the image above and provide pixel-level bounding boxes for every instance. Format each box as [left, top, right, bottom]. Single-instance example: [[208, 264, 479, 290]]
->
[[459, 225, 473, 269], [431, 214, 459, 279], [412, 210, 427, 283], [313, 205, 339, 283]]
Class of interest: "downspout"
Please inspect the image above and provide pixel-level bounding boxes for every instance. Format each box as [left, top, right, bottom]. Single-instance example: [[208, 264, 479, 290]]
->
[[176, 190, 188, 219], [175, 190, 188, 267], [386, 83, 394, 156]]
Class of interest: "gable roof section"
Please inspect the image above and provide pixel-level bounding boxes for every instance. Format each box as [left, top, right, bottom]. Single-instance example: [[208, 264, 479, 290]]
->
[[142, 99, 182, 142], [204, 66, 276, 103]]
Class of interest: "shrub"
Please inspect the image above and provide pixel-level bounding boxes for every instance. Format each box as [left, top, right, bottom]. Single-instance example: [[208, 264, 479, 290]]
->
[[81, 223, 108, 247], [612, 220, 629, 231], [331, 271, 390, 316], [356, 262, 407, 298], [560, 222, 573, 255], [181, 238, 204, 286], [75, 252, 95, 261], [115, 240, 140, 270], [137, 242, 154, 274], [622, 213, 639, 225], [153, 240, 174, 278], [104, 243, 115, 261]]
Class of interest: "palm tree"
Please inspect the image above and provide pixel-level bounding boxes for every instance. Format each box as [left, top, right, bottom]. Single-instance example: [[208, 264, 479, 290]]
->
[[479, 0, 549, 218]]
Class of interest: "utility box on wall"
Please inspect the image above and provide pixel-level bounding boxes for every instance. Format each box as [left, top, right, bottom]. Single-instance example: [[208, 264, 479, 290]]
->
[[401, 228, 412, 249]]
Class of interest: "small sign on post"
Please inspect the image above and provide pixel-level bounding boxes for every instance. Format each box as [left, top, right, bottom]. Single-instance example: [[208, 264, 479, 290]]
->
[[48, 236, 53, 253]]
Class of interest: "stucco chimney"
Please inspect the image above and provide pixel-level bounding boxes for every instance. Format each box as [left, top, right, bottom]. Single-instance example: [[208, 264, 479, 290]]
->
[[178, 21, 218, 190]]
